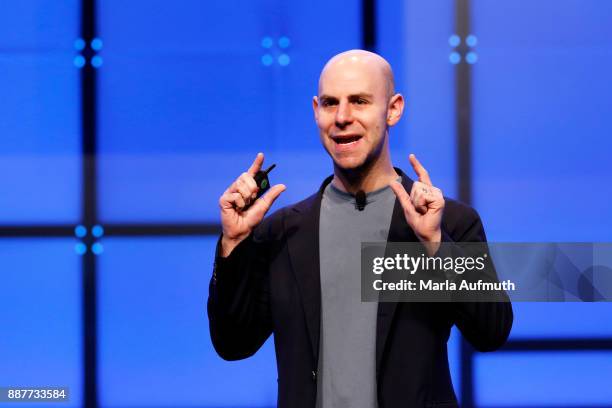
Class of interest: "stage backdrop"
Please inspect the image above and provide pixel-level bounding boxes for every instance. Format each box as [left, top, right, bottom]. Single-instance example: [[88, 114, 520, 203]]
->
[[1, 1, 611, 407]]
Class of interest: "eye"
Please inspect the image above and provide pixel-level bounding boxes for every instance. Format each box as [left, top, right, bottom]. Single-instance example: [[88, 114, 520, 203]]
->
[[349, 96, 370, 105], [320, 98, 337, 107]]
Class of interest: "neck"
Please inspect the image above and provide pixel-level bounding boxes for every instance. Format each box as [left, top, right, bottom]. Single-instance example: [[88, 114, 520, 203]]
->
[[331, 150, 398, 195]]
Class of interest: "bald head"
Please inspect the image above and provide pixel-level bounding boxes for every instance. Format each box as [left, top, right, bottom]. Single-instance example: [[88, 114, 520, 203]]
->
[[312, 49, 405, 176], [318, 49, 395, 99]]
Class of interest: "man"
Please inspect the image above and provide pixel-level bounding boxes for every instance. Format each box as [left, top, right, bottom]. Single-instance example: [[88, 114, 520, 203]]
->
[[209, 50, 513, 408]]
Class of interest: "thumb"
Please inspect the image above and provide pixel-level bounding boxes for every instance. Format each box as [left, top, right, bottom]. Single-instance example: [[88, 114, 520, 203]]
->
[[248, 184, 287, 220], [389, 181, 419, 220]]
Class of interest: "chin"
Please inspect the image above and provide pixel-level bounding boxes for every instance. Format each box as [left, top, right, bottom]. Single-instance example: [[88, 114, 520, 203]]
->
[[332, 155, 368, 171]]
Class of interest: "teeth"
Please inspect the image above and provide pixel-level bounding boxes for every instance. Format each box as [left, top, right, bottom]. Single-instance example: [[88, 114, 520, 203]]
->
[[335, 136, 360, 144]]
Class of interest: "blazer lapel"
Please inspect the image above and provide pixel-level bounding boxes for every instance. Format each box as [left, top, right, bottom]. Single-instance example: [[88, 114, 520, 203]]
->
[[376, 169, 418, 373], [285, 176, 333, 361]]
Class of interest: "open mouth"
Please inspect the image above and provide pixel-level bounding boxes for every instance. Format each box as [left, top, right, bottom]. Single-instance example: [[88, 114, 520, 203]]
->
[[332, 135, 362, 144]]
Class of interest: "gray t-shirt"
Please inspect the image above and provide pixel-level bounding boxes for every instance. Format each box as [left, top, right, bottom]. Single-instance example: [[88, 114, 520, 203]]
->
[[316, 181, 397, 408]]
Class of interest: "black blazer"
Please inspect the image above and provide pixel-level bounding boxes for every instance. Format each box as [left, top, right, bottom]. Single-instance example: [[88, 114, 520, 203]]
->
[[208, 168, 513, 408]]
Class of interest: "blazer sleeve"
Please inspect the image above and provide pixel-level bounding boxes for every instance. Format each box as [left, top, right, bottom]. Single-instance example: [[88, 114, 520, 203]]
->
[[442, 203, 514, 352], [207, 225, 274, 361]]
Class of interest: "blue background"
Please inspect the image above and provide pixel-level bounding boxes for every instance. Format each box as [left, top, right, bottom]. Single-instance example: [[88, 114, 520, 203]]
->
[[1, 0, 611, 407]]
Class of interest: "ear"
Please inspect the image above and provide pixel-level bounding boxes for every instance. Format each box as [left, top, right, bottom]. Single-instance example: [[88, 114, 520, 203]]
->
[[386, 93, 405, 126], [312, 96, 320, 122]]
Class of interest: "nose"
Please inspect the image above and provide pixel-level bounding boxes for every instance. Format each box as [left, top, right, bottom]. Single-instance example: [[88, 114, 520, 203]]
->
[[335, 100, 353, 129]]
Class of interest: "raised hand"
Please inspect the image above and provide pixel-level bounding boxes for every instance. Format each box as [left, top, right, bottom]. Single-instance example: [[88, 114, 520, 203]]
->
[[389, 154, 444, 252], [219, 153, 286, 256]]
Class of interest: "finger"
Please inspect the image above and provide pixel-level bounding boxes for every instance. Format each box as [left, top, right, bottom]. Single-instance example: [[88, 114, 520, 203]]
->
[[409, 153, 432, 186], [219, 191, 236, 210], [229, 192, 246, 210], [428, 187, 445, 210], [220, 191, 246, 210], [430, 186, 443, 201], [238, 172, 259, 200], [411, 194, 428, 215], [235, 181, 253, 206], [248, 184, 286, 218], [389, 180, 409, 207], [247, 152, 265, 177], [410, 182, 430, 214], [389, 181, 419, 220]]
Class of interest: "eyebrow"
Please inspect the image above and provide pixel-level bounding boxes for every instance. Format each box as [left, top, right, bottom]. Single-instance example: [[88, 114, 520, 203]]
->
[[319, 93, 374, 100], [318, 94, 336, 101]]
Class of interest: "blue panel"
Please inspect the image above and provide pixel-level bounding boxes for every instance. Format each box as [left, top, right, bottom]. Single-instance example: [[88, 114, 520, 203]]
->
[[98, 237, 277, 407], [0, 53, 81, 224], [0, 1, 79, 49], [378, 0, 457, 197], [510, 302, 612, 339], [472, 0, 612, 241], [475, 352, 612, 406], [0, 239, 82, 407], [97, 54, 275, 155], [98, 0, 265, 54], [98, 0, 359, 223], [282, 2, 360, 55]]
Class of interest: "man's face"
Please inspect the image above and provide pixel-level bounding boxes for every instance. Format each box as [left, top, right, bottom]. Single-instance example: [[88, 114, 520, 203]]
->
[[313, 58, 392, 171]]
